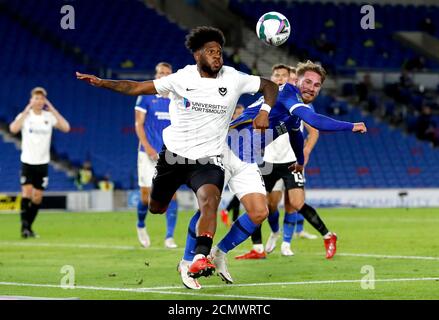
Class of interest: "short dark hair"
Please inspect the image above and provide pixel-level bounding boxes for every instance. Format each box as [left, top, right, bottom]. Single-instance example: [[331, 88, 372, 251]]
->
[[271, 64, 291, 74], [185, 26, 226, 53]]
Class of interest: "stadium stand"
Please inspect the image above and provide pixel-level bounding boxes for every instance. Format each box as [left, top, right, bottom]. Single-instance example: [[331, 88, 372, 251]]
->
[[230, 0, 439, 72], [1, 0, 439, 192]]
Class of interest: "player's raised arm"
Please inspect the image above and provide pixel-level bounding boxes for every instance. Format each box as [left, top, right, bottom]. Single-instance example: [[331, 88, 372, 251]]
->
[[253, 78, 278, 131], [9, 103, 32, 134], [76, 72, 158, 96], [292, 105, 367, 133]]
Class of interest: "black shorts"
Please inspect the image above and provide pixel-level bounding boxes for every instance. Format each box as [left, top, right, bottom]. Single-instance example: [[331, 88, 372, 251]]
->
[[20, 163, 49, 190], [261, 162, 305, 193], [150, 146, 225, 205]]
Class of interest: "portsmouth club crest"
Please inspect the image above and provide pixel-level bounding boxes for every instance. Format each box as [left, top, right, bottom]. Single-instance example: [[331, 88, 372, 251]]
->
[[219, 87, 227, 96]]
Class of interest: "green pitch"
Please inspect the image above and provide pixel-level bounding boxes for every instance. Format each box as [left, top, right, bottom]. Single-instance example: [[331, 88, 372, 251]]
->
[[0, 208, 438, 300]]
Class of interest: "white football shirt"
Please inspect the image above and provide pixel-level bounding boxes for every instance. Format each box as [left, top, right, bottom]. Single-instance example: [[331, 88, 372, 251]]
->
[[263, 132, 297, 164], [20, 110, 57, 165], [153, 65, 260, 160]]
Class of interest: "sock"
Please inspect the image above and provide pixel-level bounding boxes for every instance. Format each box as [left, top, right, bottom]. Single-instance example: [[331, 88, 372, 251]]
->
[[251, 225, 263, 244], [298, 203, 329, 236], [268, 209, 280, 233], [253, 244, 264, 253], [283, 212, 298, 243], [195, 235, 213, 257], [28, 202, 41, 229], [183, 211, 200, 261], [20, 198, 31, 230], [165, 200, 178, 239], [218, 213, 259, 253], [137, 201, 148, 228], [295, 213, 305, 234]]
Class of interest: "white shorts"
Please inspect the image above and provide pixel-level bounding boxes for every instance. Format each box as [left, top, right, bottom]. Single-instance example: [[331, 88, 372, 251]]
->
[[223, 145, 267, 200], [138, 151, 157, 188], [272, 179, 285, 192]]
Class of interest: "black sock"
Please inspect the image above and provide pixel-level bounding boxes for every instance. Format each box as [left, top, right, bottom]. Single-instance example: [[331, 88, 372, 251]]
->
[[20, 198, 31, 231], [232, 207, 240, 222], [195, 236, 213, 257], [28, 202, 41, 230], [298, 203, 329, 236], [251, 225, 263, 244]]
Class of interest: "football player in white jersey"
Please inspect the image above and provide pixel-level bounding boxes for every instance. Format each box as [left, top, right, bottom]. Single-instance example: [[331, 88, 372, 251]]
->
[[76, 26, 279, 278], [9, 87, 70, 238]]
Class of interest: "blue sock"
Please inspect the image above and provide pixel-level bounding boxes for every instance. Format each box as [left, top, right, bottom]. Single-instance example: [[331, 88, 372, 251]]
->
[[268, 209, 280, 233], [283, 212, 298, 243], [183, 210, 200, 261], [218, 213, 258, 254], [165, 200, 178, 239], [137, 201, 148, 228], [295, 213, 305, 233]]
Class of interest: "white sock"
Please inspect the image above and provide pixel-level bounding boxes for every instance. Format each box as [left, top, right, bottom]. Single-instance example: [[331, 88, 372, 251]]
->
[[193, 254, 205, 263], [323, 232, 332, 239], [253, 244, 264, 253]]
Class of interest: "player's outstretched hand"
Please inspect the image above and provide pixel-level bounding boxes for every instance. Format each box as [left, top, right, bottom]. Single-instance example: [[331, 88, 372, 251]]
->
[[353, 122, 367, 133], [76, 72, 103, 87], [253, 111, 269, 132], [288, 163, 304, 173]]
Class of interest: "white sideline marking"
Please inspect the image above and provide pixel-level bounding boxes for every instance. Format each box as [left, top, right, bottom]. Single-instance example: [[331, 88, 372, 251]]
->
[[1, 277, 439, 298], [131, 277, 439, 290], [336, 253, 439, 261], [2, 242, 439, 262], [0, 282, 293, 300]]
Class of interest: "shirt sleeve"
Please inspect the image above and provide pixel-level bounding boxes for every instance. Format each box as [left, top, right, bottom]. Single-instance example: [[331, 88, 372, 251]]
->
[[235, 71, 261, 95], [293, 106, 354, 131], [135, 96, 148, 113], [49, 112, 58, 126], [278, 86, 306, 115], [153, 73, 177, 96]]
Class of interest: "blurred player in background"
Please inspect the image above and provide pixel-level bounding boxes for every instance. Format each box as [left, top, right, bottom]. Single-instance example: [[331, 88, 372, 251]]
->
[[134, 62, 179, 249], [9, 87, 70, 238]]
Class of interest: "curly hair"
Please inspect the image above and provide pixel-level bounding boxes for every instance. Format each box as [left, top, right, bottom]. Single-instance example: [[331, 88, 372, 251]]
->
[[185, 26, 226, 53]]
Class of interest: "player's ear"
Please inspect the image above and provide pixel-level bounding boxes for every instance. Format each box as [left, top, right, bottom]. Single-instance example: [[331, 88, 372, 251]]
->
[[194, 50, 201, 63]]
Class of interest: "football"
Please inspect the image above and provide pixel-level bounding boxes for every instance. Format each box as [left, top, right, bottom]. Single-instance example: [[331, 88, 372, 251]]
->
[[256, 11, 291, 46]]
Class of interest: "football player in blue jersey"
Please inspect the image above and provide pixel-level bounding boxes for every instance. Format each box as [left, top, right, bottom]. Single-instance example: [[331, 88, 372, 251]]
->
[[134, 62, 179, 249], [179, 60, 367, 288]]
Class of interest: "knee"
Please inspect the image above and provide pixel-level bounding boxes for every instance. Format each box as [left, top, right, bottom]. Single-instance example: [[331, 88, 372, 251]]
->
[[289, 198, 304, 212], [140, 196, 149, 207], [198, 195, 220, 212], [32, 194, 43, 205], [267, 203, 278, 214], [149, 200, 167, 214], [248, 206, 268, 224]]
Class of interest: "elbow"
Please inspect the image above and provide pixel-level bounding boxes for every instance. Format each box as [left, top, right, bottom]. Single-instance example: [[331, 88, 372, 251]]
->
[[63, 123, 71, 133], [9, 124, 18, 135]]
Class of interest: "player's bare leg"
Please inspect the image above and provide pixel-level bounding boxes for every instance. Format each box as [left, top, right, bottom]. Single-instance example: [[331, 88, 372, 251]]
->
[[187, 184, 221, 279]]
